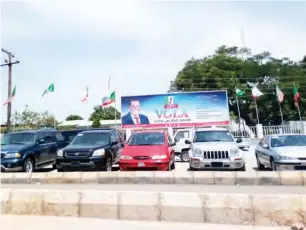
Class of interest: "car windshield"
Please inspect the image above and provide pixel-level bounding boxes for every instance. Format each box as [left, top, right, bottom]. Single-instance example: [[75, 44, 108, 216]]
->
[[271, 135, 306, 147], [194, 130, 234, 142], [1, 132, 36, 145], [128, 132, 165, 145], [70, 132, 110, 146]]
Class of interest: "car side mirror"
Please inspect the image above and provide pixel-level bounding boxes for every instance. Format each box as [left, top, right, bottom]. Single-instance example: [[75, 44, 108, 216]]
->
[[170, 142, 176, 147], [37, 139, 45, 144], [185, 140, 191, 144], [174, 137, 179, 142], [236, 138, 243, 143], [262, 143, 269, 149], [112, 141, 118, 145]]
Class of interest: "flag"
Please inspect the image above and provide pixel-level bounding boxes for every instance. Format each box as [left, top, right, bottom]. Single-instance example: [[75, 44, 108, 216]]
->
[[276, 85, 284, 103], [251, 85, 264, 98], [81, 87, 88, 102], [235, 87, 245, 97], [293, 82, 300, 107], [42, 83, 54, 97], [102, 91, 115, 107], [3, 86, 16, 106]]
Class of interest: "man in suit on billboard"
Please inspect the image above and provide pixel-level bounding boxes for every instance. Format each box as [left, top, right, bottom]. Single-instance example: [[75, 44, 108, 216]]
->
[[122, 99, 150, 125]]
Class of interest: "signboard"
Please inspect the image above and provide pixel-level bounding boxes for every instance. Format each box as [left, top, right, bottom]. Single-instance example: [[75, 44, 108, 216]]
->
[[120, 91, 230, 128]]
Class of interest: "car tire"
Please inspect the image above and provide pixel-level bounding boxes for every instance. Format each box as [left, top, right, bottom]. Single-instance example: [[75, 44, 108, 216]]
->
[[256, 155, 265, 170], [23, 158, 35, 173], [57, 168, 64, 172], [237, 164, 246, 171], [180, 151, 189, 162], [52, 164, 57, 170], [189, 165, 197, 171], [103, 156, 112, 172], [270, 158, 277, 171]]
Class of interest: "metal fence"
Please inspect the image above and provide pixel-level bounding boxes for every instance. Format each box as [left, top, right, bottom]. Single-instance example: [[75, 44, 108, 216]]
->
[[230, 125, 304, 138]]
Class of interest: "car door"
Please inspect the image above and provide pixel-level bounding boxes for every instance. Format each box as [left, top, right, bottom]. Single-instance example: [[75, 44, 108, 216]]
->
[[258, 136, 271, 165], [46, 132, 59, 162], [37, 131, 49, 163], [110, 131, 120, 164]]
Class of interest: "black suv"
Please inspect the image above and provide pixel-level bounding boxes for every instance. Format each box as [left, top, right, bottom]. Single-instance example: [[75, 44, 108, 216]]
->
[[1, 129, 67, 172], [56, 128, 124, 171]]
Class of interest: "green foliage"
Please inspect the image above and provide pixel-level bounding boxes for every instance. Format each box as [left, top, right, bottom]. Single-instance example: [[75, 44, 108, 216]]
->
[[66, 114, 83, 121], [89, 106, 121, 121], [92, 119, 101, 128], [170, 46, 306, 125]]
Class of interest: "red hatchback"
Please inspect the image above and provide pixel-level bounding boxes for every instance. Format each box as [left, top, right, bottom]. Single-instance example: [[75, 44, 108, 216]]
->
[[119, 130, 176, 171]]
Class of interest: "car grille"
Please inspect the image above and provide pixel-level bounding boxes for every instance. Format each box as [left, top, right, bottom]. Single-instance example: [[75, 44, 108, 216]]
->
[[65, 151, 90, 157], [133, 156, 151, 160], [203, 150, 229, 159], [298, 158, 306, 161]]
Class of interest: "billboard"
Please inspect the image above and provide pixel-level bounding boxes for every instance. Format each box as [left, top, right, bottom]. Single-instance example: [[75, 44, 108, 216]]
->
[[120, 91, 230, 128]]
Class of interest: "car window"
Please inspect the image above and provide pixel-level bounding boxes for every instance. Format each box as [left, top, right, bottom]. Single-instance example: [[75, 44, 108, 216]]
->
[[175, 131, 189, 142], [55, 132, 65, 141], [271, 135, 306, 147], [128, 132, 165, 146], [194, 130, 234, 142], [110, 132, 117, 143], [1, 132, 36, 145], [45, 132, 55, 143], [70, 132, 110, 146]]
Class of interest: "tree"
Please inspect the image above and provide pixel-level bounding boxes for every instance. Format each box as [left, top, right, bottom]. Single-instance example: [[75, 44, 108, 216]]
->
[[92, 118, 101, 128], [38, 111, 58, 127], [89, 106, 121, 121], [170, 45, 306, 125], [66, 114, 83, 121]]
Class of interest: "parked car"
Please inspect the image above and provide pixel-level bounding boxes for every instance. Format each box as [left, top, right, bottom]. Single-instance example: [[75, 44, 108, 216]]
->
[[56, 128, 124, 172], [1, 129, 67, 172], [119, 130, 176, 171], [255, 134, 306, 171], [186, 127, 245, 171]]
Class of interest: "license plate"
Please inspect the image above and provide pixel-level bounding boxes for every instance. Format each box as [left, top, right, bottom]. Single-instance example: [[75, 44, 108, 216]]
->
[[70, 161, 80, 167], [211, 162, 223, 167], [138, 162, 145, 167]]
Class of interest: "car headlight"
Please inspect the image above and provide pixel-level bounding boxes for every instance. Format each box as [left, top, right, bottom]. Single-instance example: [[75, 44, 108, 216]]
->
[[120, 155, 132, 160], [92, 149, 105, 156], [276, 155, 297, 160], [230, 148, 238, 156], [193, 149, 202, 157], [57, 149, 63, 157], [4, 152, 21, 158], [151, 154, 167, 160]]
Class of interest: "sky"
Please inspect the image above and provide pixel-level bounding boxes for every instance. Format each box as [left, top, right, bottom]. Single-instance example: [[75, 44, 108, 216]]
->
[[1, 0, 306, 123]]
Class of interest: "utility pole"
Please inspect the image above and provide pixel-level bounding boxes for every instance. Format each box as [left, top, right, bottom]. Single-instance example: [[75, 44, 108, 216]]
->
[[1, 48, 20, 132]]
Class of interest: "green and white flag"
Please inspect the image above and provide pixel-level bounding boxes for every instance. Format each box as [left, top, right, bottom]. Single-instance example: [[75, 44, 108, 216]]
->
[[3, 86, 16, 106], [42, 83, 55, 97], [235, 87, 245, 97]]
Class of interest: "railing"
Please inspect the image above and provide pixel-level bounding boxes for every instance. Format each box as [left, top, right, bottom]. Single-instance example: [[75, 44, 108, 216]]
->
[[230, 125, 304, 138]]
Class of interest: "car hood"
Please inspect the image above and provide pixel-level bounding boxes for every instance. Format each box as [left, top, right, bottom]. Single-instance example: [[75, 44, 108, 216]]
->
[[64, 145, 108, 152], [273, 146, 306, 158], [1, 144, 32, 153], [123, 145, 167, 156], [191, 142, 238, 150]]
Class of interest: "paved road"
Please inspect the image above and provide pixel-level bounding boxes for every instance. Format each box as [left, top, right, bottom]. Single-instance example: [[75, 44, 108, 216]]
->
[[2, 184, 305, 194], [1, 215, 290, 230]]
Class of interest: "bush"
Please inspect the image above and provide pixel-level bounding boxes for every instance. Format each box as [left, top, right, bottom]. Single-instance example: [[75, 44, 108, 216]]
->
[[92, 119, 101, 128]]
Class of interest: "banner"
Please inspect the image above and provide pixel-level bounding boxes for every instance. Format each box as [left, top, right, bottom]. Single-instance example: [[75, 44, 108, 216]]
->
[[121, 91, 230, 128]]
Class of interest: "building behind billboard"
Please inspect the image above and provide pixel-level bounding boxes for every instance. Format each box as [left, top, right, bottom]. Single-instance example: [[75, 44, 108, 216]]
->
[[120, 91, 230, 129]]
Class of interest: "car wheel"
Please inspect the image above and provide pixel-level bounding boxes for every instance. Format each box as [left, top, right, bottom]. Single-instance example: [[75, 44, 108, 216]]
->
[[23, 158, 35, 173], [256, 155, 265, 170], [52, 164, 57, 170], [180, 151, 189, 162], [57, 168, 64, 172], [104, 156, 112, 171], [270, 158, 277, 171], [237, 164, 246, 171], [189, 165, 197, 171]]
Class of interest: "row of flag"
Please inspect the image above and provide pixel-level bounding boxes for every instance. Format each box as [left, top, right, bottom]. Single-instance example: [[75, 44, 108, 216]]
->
[[235, 82, 301, 107], [2, 83, 116, 107]]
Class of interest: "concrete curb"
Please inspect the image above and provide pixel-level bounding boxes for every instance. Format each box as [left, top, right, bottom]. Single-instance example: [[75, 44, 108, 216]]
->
[[1, 189, 305, 226], [1, 171, 306, 185]]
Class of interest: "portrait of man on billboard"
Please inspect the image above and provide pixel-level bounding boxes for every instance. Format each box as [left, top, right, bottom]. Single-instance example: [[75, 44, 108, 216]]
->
[[121, 99, 150, 125]]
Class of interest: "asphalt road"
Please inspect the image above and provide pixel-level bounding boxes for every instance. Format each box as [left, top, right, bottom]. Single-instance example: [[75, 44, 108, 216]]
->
[[0, 215, 290, 230], [2, 184, 305, 194]]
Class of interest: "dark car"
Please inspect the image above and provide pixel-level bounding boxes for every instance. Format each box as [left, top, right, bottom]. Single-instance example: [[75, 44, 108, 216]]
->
[[1, 129, 67, 173], [56, 128, 124, 172]]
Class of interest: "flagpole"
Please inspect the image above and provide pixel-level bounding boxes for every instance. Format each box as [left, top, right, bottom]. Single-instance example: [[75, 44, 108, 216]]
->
[[235, 94, 242, 134], [278, 101, 285, 127], [297, 105, 302, 121], [254, 97, 260, 124]]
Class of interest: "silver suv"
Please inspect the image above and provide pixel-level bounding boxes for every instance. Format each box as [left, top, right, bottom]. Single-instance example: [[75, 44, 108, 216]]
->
[[186, 127, 245, 171]]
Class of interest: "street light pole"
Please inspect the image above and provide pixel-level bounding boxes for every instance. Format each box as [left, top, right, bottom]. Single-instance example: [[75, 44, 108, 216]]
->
[[1, 48, 20, 132]]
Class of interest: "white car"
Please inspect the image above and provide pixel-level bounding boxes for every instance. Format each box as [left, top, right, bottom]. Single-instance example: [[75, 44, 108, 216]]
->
[[186, 127, 245, 171], [255, 134, 306, 171]]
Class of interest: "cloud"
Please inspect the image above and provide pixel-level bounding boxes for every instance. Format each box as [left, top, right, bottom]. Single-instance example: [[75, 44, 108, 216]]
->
[[1, 1, 306, 122]]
